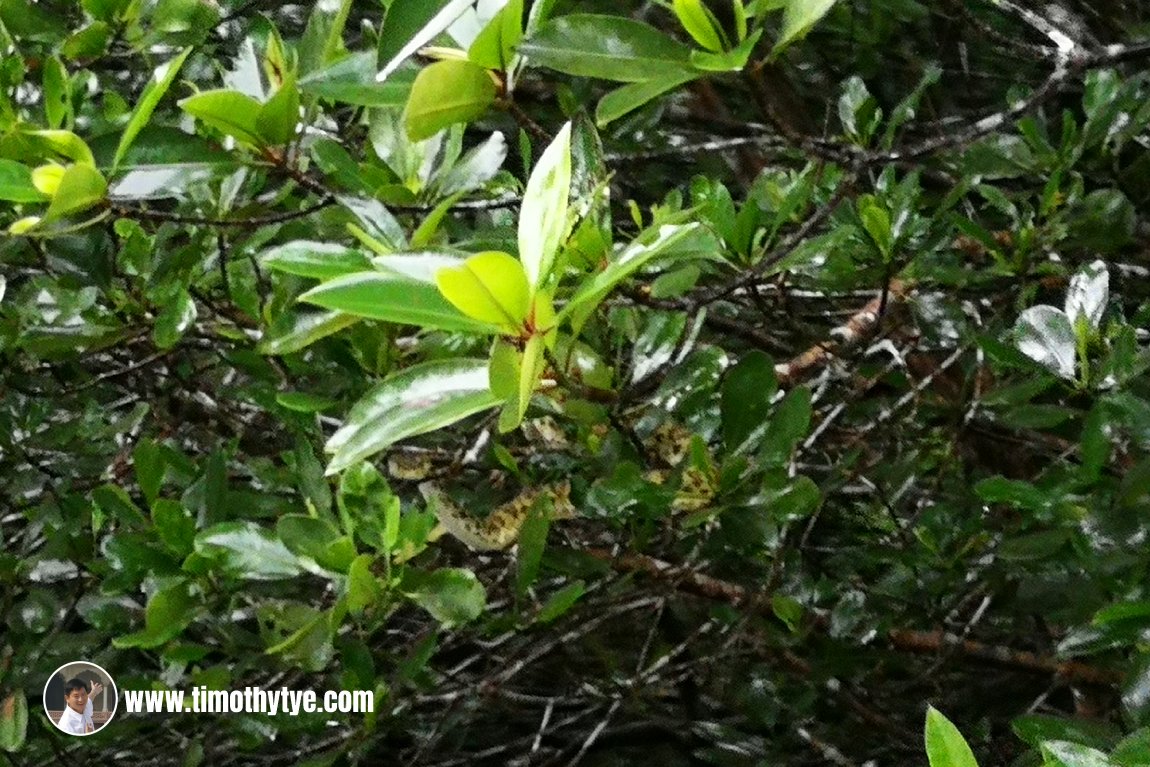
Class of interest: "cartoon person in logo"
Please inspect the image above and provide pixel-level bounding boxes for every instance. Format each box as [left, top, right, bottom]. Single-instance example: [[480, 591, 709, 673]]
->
[[56, 678, 103, 735]]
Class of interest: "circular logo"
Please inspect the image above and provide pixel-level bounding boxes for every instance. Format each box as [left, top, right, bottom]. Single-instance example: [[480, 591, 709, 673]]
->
[[44, 662, 117, 736]]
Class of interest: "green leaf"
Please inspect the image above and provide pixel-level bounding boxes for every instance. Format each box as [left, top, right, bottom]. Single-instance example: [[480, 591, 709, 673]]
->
[[347, 554, 382, 614], [275, 392, 339, 412], [673, 0, 724, 52], [774, 0, 837, 55], [403, 60, 496, 142], [763, 387, 811, 463], [537, 581, 585, 623], [519, 14, 695, 82], [515, 496, 551, 599], [257, 72, 301, 146], [0, 691, 28, 752], [113, 47, 192, 172], [63, 20, 112, 59], [113, 580, 196, 649], [153, 288, 196, 348], [92, 484, 147, 525], [1040, 741, 1113, 767], [42, 56, 70, 129], [324, 359, 503, 475], [193, 521, 304, 580], [134, 438, 165, 506], [43, 163, 107, 221], [925, 706, 980, 767], [689, 28, 763, 71], [1119, 458, 1150, 509], [0, 160, 48, 202], [436, 251, 531, 330], [722, 350, 779, 453], [402, 567, 487, 626], [258, 309, 360, 355], [561, 222, 703, 329], [299, 272, 500, 334], [179, 89, 266, 147], [596, 72, 699, 126], [468, 0, 524, 70], [377, 0, 472, 81], [152, 499, 196, 556], [261, 241, 372, 280], [519, 121, 572, 289], [22, 129, 96, 166], [277, 515, 355, 572], [299, 52, 415, 107]]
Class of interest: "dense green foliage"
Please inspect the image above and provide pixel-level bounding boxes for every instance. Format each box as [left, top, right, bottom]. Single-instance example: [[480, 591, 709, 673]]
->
[[2, 0, 1150, 764]]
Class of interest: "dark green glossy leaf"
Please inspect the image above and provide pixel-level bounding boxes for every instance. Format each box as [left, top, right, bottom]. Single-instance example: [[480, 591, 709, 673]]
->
[[520, 14, 695, 82]]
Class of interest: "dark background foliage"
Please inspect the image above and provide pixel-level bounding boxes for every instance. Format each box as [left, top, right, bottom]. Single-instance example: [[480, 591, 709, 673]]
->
[[2, 1, 1149, 765]]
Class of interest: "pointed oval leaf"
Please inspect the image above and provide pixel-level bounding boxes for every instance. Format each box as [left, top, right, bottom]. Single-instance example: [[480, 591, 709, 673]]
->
[[1015, 305, 1076, 380], [257, 72, 301, 146], [113, 47, 192, 172], [519, 14, 694, 82], [325, 359, 502, 474], [402, 567, 486, 626], [519, 121, 572, 289], [299, 272, 501, 334], [261, 241, 372, 279], [436, 251, 531, 329], [179, 89, 266, 147], [596, 72, 698, 126], [258, 310, 360, 355], [925, 706, 980, 767], [0, 160, 47, 202], [673, 0, 724, 51], [774, 0, 837, 55], [43, 163, 107, 220], [403, 60, 496, 142]]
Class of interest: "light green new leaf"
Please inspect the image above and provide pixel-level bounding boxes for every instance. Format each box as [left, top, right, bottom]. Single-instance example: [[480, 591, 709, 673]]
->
[[324, 359, 502, 474], [179, 89, 266, 147], [0, 160, 48, 202], [519, 14, 695, 82], [257, 72, 301, 146], [689, 28, 763, 71], [23, 129, 96, 166], [402, 567, 486, 626], [261, 241, 372, 280], [300, 272, 500, 334], [43, 163, 107, 220], [673, 0, 724, 52], [519, 121, 572, 289], [925, 707, 980, 767], [774, 0, 837, 55], [436, 251, 531, 330], [404, 60, 497, 142], [514, 333, 546, 427], [596, 72, 699, 126], [113, 47, 192, 172]]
